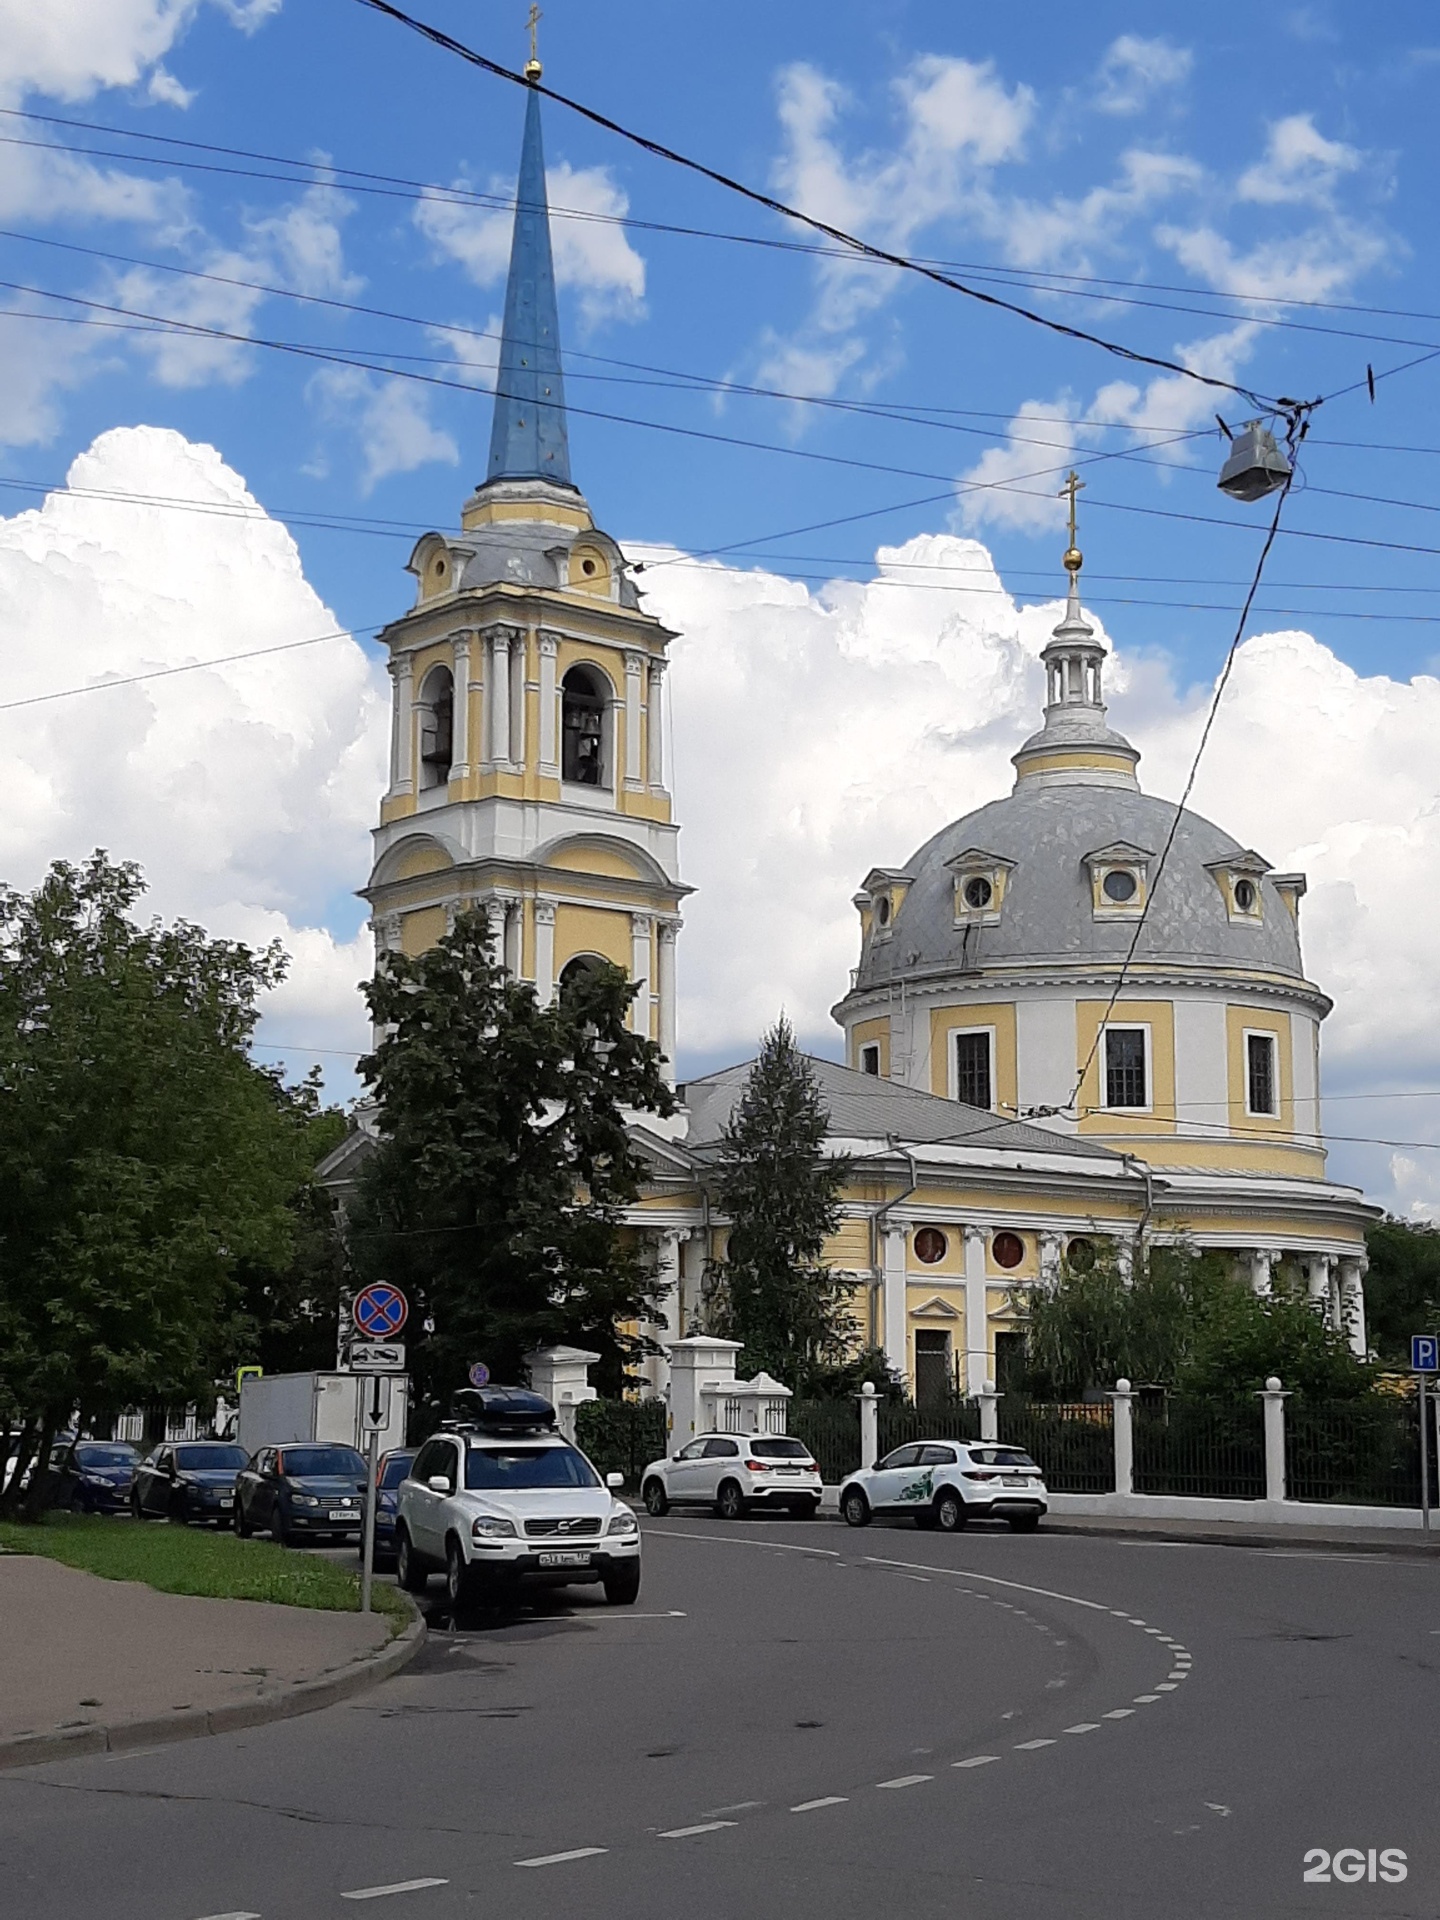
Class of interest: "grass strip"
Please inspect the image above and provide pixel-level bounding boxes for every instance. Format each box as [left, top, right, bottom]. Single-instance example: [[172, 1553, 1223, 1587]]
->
[[0, 1512, 408, 1629]]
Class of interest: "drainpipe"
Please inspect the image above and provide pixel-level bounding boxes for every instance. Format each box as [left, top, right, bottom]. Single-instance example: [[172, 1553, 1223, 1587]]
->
[[868, 1139, 919, 1353], [1120, 1153, 1154, 1273]]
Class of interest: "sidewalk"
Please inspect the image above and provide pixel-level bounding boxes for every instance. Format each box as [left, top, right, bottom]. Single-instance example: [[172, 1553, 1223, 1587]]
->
[[0, 1555, 422, 1769]]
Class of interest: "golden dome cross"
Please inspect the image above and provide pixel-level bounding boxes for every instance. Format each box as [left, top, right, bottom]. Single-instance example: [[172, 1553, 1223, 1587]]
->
[[525, 3, 542, 79], [1060, 468, 1085, 575]]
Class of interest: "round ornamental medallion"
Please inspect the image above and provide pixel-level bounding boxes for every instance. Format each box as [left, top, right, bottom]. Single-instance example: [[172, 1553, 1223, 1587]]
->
[[914, 1227, 948, 1265]]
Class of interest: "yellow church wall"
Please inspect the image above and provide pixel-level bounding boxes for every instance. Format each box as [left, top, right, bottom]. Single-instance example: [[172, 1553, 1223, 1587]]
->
[[400, 905, 447, 956], [551, 844, 647, 879], [389, 844, 452, 881], [1225, 1004, 1295, 1139], [906, 1223, 966, 1275], [827, 1216, 874, 1267], [850, 1016, 890, 1076], [1075, 998, 1177, 1137], [554, 902, 632, 972], [1133, 1137, 1324, 1178], [928, 1001, 1018, 1112]]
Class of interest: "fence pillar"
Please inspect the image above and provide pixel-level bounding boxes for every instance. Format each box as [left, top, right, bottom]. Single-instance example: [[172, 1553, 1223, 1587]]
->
[[1260, 1375, 1288, 1503], [977, 1380, 1000, 1444], [858, 1381, 879, 1470], [1110, 1379, 1135, 1496]]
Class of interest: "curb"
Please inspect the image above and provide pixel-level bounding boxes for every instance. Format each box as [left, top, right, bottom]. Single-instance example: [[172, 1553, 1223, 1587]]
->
[[1042, 1517, 1440, 1558], [0, 1602, 425, 1773]]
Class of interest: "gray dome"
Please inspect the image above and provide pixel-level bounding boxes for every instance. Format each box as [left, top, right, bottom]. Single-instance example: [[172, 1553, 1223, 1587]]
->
[[856, 783, 1307, 989]]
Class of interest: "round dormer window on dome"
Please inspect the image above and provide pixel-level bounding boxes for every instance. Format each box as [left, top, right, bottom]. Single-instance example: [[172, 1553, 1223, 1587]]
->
[[1234, 878, 1258, 913], [963, 876, 993, 910], [1103, 869, 1137, 903]]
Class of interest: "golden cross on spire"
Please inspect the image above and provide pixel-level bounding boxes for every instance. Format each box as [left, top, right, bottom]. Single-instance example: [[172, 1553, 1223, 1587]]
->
[[524, 3, 543, 78], [1060, 468, 1085, 576]]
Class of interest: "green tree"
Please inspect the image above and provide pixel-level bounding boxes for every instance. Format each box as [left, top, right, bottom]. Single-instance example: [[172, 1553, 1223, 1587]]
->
[[1019, 1244, 1372, 1401], [0, 854, 313, 1514], [348, 912, 675, 1421], [707, 1018, 857, 1391], [1361, 1217, 1440, 1365]]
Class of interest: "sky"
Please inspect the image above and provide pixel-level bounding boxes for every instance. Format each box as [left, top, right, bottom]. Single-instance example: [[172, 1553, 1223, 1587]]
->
[[2, 1, 1440, 1214]]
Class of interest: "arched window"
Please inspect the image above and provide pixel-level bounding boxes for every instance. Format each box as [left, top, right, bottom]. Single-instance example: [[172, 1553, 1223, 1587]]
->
[[417, 666, 454, 789], [558, 952, 609, 999], [561, 665, 607, 787]]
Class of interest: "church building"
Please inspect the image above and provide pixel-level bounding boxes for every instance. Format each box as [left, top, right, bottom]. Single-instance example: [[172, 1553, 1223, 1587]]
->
[[324, 76, 1375, 1405]]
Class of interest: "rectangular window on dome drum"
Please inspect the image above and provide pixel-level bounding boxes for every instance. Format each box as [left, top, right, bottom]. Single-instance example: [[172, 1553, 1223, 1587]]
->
[[1104, 1028, 1147, 1108], [1247, 1032, 1277, 1115], [954, 1031, 992, 1110]]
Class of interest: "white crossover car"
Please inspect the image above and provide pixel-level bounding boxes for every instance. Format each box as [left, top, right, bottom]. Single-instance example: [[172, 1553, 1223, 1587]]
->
[[394, 1389, 640, 1608], [640, 1433, 822, 1520], [839, 1440, 1047, 1532]]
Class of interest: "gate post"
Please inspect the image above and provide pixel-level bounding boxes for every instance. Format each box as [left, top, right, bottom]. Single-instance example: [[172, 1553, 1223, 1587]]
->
[[1260, 1375, 1288, 1503], [977, 1379, 1001, 1444], [1110, 1378, 1135, 1496], [857, 1381, 879, 1470]]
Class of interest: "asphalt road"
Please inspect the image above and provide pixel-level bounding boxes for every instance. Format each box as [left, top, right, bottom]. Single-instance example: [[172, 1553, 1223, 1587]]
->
[[1, 1515, 1436, 1919]]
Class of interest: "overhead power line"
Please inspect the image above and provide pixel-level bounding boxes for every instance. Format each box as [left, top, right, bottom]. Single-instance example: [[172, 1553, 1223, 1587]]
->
[[346, 0, 1290, 414]]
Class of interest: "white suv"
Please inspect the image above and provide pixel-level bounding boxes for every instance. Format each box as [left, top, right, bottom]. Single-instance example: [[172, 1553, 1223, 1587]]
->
[[640, 1433, 822, 1520], [839, 1440, 1047, 1532], [394, 1405, 640, 1609]]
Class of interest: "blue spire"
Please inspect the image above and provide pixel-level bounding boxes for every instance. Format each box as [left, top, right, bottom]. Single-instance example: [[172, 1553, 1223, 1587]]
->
[[486, 86, 573, 488]]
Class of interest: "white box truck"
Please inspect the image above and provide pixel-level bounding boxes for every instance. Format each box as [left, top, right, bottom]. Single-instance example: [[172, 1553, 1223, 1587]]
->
[[238, 1370, 409, 1457]]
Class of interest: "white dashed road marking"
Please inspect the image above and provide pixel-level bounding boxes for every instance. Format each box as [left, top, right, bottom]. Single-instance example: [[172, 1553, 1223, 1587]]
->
[[340, 1882, 449, 1901], [1155, 1682, 1179, 1691], [791, 1797, 848, 1812], [1134, 1694, 1161, 1703], [1103, 1709, 1135, 1720], [195, 1912, 261, 1919], [954, 1755, 1000, 1768], [1064, 1723, 1101, 1734], [515, 1849, 609, 1868], [1015, 1739, 1056, 1750], [877, 1774, 933, 1789], [660, 1821, 737, 1839]]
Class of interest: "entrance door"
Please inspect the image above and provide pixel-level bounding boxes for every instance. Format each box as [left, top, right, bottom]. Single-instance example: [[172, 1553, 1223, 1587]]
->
[[914, 1330, 953, 1408]]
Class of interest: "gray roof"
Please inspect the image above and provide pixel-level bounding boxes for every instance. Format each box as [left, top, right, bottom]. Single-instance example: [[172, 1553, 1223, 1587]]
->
[[855, 782, 1307, 991], [681, 1054, 1118, 1161]]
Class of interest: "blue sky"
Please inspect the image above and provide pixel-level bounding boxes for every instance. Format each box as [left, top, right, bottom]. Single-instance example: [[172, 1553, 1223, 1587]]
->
[[4, 0, 1440, 1209]]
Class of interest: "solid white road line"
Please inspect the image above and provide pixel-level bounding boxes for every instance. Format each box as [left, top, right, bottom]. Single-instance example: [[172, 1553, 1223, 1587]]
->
[[876, 1774, 933, 1788], [340, 1882, 448, 1901], [791, 1797, 848, 1812], [953, 1756, 1000, 1768], [863, 1557, 1109, 1613], [1103, 1709, 1135, 1720], [195, 1912, 261, 1918], [1064, 1723, 1101, 1734], [660, 1821, 737, 1839], [515, 1849, 608, 1868], [1014, 1739, 1056, 1751]]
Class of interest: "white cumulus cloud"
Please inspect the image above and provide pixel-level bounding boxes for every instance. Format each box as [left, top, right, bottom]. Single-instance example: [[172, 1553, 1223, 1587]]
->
[[1095, 35, 1193, 116]]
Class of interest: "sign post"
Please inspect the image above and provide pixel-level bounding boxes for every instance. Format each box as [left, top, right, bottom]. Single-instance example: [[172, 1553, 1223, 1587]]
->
[[357, 1372, 392, 1615], [1411, 1336, 1438, 1534], [349, 1289, 408, 1616]]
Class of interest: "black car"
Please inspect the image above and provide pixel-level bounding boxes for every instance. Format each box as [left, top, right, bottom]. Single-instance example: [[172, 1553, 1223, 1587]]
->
[[234, 1444, 368, 1546], [361, 1449, 416, 1569], [132, 1442, 250, 1525], [52, 1441, 141, 1513]]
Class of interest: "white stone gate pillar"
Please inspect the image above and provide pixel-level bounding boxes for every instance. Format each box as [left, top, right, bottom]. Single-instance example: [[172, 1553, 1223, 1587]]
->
[[1110, 1378, 1135, 1496], [665, 1336, 743, 1446], [977, 1380, 1000, 1443], [858, 1380, 879, 1470], [1260, 1375, 1288, 1503]]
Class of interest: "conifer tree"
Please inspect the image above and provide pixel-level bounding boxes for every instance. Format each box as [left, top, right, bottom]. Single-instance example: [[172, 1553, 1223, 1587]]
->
[[709, 1018, 856, 1389]]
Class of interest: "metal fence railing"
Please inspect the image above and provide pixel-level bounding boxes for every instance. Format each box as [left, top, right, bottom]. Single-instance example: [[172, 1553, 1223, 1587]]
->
[[878, 1399, 982, 1455], [1000, 1400, 1114, 1493], [1133, 1395, 1266, 1500], [1286, 1397, 1425, 1509], [575, 1399, 668, 1488], [788, 1400, 863, 1485]]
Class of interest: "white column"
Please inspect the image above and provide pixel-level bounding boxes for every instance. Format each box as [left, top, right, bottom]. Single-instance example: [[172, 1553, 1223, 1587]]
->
[[623, 649, 645, 790], [1339, 1258, 1368, 1359], [1115, 1237, 1134, 1286], [646, 658, 666, 790], [509, 630, 527, 771], [657, 918, 679, 1080], [881, 1224, 908, 1385], [450, 632, 472, 779], [963, 1225, 988, 1395], [630, 911, 653, 1035], [390, 655, 414, 795], [1249, 1249, 1274, 1297], [501, 896, 522, 977], [479, 894, 504, 969], [372, 912, 402, 959], [1307, 1254, 1332, 1318], [534, 899, 557, 1006], [1260, 1376, 1288, 1502], [538, 631, 560, 777], [1039, 1232, 1063, 1289], [646, 1232, 684, 1396], [489, 628, 511, 765], [1111, 1379, 1135, 1495], [858, 1381, 879, 1470]]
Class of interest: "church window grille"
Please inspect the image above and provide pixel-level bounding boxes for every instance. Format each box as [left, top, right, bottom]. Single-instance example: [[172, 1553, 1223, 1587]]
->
[[561, 666, 607, 786], [954, 1031, 992, 1110], [859, 1043, 880, 1076], [1104, 1028, 1148, 1109], [1247, 1032, 1277, 1116], [962, 875, 993, 910]]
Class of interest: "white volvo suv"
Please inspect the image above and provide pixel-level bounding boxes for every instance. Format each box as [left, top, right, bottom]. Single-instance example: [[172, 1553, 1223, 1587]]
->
[[394, 1390, 640, 1608]]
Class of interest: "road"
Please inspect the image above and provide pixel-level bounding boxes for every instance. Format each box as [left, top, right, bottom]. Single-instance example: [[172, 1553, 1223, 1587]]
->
[[0, 1515, 1435, 1918]]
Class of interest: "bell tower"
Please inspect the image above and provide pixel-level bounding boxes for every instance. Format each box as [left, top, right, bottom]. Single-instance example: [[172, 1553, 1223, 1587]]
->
[[363, 76, 688, 1072]]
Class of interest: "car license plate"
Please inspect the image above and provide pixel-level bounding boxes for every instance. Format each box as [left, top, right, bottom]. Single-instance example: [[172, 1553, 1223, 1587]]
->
[[1002, 1476, 1031, 1487], [220, 1496, 233, 1507], [537, 1550, 591, 1568], [328, 1508, 358, 1522]]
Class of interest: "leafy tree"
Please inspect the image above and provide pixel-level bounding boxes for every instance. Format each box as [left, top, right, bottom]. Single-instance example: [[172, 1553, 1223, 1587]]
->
[[706, 1018, 856, 1391], [348, 912, 675, 1422], [0, 854, 313, 1514], [1018, 1244, 1372, 1401], [1361, 1217, 1440, 1365]]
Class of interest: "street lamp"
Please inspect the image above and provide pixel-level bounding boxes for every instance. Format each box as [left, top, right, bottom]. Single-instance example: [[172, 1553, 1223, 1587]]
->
[[1217, 419, 1292, 502]]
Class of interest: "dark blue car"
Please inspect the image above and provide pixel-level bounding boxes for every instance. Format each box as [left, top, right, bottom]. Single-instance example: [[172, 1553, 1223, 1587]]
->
[[54, 1441, 141, 1513], [233, 1444, 369, 1545], [131, 1442, 250, 1524], [361, 1449, 416, 1569]]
